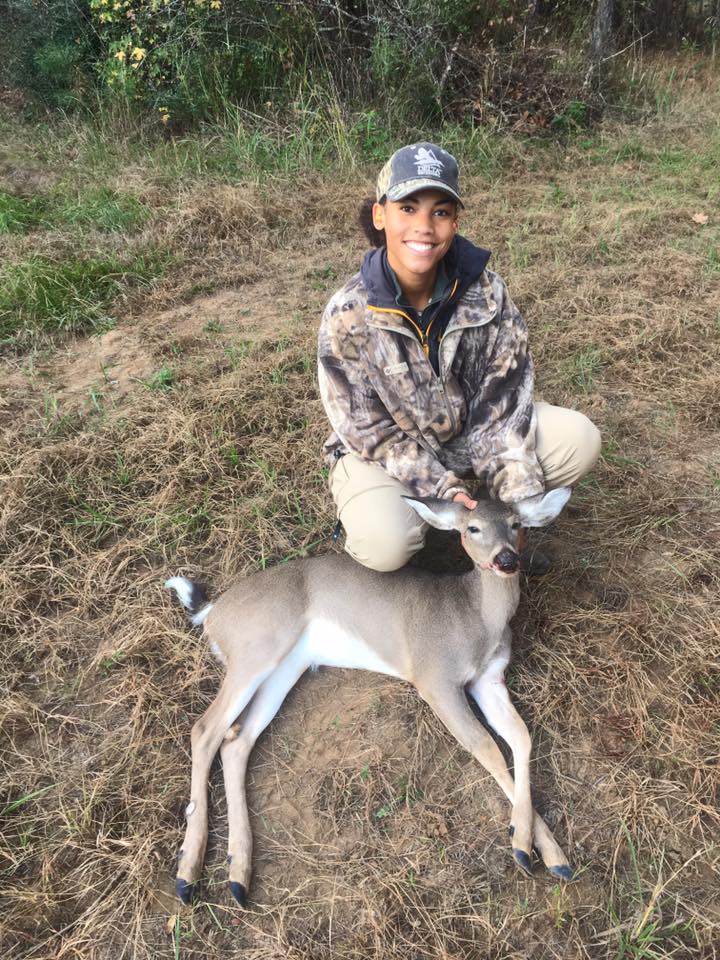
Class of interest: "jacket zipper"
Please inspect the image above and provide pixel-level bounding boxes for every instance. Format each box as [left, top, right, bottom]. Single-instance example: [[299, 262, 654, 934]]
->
[[369, 279, 462, 435], [367, 305, 431, 356], [368, 278, 460, 357], [367, 282, 497, 449]]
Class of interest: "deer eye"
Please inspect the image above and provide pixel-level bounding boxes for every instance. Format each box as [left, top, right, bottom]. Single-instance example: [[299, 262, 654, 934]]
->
[[468, 525, 480, 534], [511, 521, 522, 531]]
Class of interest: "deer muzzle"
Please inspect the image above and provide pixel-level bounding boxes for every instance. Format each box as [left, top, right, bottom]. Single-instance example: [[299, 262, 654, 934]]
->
[[493, 548, 520, 574]]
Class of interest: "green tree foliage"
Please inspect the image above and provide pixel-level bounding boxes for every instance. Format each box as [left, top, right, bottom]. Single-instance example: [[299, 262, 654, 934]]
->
[[1, 1, 717, 123]]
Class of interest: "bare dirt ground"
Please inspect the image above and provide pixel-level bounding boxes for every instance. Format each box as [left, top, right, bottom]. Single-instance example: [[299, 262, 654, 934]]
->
[[2, 61, 719, 959]]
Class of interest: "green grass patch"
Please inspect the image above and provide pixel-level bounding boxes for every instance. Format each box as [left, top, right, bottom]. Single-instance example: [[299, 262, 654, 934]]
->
[[563, 346, 604, 393], [613, 139, 650, 165], [0, 187, 149, 235], [600, 439, 646, 470], [0, 250, 168, 348], [136, 110, 510, 184], [53, 188, 150, 232], [608, 823, 700, 960], [0, 191, 47, 233], [69, 502, 123, 544], [143, 366, 175, 391]]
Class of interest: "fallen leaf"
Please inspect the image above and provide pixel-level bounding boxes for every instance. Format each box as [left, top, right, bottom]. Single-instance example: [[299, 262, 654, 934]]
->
[[692, 212, 709, 224], [165, 915, 177, 935]]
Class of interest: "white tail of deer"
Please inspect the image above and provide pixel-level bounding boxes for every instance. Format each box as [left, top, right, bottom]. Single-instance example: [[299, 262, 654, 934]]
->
[[166, 488, 574, 906]]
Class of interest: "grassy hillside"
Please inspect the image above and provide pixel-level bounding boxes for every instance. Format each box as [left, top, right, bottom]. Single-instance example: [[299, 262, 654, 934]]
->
[[1, 55, 719, 959]]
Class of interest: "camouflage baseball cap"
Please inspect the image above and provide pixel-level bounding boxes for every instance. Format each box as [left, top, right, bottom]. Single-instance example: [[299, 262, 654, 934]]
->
[[376, 142, 463, 206]]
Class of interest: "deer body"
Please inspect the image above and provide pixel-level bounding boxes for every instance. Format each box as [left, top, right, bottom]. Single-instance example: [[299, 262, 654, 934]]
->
[[167, 490, 574, 906], [209, 552, 517, 682]]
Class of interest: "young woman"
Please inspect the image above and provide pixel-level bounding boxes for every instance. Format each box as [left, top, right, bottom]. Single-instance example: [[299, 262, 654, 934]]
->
[[317, 143, 601, 572]]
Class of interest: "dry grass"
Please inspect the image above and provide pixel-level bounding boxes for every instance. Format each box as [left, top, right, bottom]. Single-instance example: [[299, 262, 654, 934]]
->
[[2, 58, 720, 959]]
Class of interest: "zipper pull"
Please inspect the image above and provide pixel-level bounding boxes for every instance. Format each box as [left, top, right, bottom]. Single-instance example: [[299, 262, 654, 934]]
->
[[421, 335, 429, 356]]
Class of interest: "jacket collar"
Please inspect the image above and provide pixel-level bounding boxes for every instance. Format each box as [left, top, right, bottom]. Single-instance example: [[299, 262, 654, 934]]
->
[[361, 235, 493, 332]]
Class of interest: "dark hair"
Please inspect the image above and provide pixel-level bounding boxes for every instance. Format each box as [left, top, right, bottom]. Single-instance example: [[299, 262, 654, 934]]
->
[[359, 196, 386, 247]]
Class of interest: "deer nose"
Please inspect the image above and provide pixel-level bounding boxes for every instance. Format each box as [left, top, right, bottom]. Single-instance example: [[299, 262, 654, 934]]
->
[[494, 549, 519, 573]]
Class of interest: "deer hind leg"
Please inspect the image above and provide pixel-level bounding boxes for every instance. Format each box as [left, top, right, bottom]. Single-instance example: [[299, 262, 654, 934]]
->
[[176, 669, 271, 904], [468, 669, 573, 880], [220, 646, 309, 906]]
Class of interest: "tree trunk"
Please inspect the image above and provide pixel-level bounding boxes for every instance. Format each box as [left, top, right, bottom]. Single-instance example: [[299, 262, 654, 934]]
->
[[591, 0, 615, 58]]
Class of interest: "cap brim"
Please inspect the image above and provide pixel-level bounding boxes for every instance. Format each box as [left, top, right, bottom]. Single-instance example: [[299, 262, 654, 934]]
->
[[385, 178, 464, 208]]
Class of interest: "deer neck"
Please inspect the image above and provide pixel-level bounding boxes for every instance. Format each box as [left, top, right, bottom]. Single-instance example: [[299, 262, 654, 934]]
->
[[463, 564, 521, 626]]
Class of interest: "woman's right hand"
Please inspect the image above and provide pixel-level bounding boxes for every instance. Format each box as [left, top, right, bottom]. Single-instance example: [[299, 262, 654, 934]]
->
[[452, 492, 478, 510]]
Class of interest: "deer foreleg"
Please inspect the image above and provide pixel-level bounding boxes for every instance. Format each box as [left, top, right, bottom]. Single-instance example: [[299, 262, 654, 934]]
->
[[419, 681, 573, 880], [469, 669, 573, 879], [469, 665, 534, 866]]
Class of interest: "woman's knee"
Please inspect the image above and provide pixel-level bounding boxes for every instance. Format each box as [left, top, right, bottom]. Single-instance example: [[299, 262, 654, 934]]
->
[[330, 454, 426, 570], [577, 416, 602, 475], [342, 503, 426, 572], [535, 403, 602, 487], [345, 534, 418, 572]]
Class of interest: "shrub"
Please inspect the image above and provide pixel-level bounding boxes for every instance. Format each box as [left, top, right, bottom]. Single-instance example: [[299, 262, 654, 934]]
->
[[1, 0, 92, 108]]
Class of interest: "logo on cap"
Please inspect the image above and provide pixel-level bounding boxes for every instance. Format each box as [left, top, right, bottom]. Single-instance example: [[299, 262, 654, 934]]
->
[[413, 147, 444, 178]]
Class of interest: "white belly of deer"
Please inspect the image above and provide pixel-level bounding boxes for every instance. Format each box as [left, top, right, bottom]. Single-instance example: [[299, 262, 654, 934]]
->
[[298, 618, 401, 677]]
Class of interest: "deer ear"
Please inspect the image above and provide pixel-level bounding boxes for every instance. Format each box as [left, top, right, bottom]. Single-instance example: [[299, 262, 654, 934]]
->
[[402, 496, 466, 531], [514, 488, 571, 528]]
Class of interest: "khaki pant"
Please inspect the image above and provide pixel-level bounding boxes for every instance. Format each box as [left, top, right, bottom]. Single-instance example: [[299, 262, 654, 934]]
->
[[329, 401, 601, 572]]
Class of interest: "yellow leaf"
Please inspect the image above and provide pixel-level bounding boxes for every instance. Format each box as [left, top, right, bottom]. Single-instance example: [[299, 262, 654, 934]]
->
[[692, 212, 709, 225]]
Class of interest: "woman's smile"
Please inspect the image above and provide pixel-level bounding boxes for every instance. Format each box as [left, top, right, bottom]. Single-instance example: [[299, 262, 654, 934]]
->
[[404, 240, 437, 254]]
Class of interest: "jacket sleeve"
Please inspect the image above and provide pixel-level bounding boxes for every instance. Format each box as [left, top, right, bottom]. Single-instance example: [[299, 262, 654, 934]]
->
[[318, 306, 468, 500], [465, 278, 545, 503]]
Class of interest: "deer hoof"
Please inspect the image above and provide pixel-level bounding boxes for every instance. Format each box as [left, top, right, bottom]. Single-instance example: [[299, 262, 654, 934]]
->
[[176, 878, 194, 904], [229, 881, 247, 906], [548, 864, 575, 882], [513, 849, 534, 876]]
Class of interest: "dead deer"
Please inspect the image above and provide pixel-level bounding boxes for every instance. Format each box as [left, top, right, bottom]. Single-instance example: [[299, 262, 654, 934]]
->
[[166, 488, 575, 906]]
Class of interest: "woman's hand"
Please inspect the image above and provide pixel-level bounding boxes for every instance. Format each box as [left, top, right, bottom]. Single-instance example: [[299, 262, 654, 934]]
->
[[452, 492, 478, 510]]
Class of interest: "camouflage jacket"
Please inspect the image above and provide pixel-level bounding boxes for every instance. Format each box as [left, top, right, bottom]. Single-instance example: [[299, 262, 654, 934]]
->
[[317, 237, 545, 503]]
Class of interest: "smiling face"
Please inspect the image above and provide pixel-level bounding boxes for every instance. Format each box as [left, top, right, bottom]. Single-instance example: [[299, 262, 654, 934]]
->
[[372, 188, 458, 296]]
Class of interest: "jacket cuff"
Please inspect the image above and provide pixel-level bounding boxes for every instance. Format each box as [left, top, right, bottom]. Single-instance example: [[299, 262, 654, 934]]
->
[[496, 476, 545, 505], [436, 472, 470, 501]]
